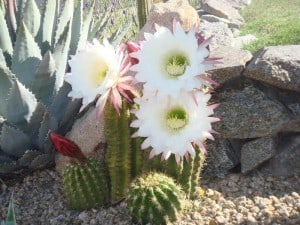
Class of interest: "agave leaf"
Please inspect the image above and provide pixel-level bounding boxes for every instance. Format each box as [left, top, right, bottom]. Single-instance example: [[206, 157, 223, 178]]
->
[[6, 80, 37, 128], [32, 51, 56, 107], [0, 6, 13, 65], [54, 0, 73, 46], [0, 49, 5, 64], [110, 22, 132, 47], [5, 194, 17, 225], [0, 124, 31, 157], [78, 0, 94, 49], [0, 63, 14, 117], [16, 0, 27, 28], [0, 162, 20, 174], [49, 81, 71, 123], [22, 0, 41, 37], [87, 10, 110, 41], [58, 98, 82, 134], [51, 0, 60, 50], [29, 153, 53, 169], [11, 22, 42, 89], [18, 150, 41, 167], [25, 102, 45, 143], [69, 0, 82, 56], [37, 112, 58, 150], [52, 21, 71, 92], [37, 0, 57, 54]]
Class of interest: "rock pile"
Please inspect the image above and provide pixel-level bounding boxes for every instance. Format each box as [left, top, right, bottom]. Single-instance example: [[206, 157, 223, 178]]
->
[[198, 0, 300, 177]]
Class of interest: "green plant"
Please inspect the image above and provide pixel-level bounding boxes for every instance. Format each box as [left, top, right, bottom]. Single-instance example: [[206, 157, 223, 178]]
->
[[136, 0, 153, 29], [126, 172, 183, 225], [104, 101, 143, 202], [143, 147, 206, 199], [0, 0, 128, 175], [63, 159, 109, 210], [2, 194, 16, 225]]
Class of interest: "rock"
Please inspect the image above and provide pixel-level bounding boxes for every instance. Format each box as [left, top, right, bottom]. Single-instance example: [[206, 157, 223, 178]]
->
[[55, 106, 106, 173], [201, 14, 231, 24], [224, 0, 252, 10], [261, 134, 300, 176], [213, 85, 291, 138], [204, 139, 240, 177], [244, 45, 300, 92], [241, 137, 276, 173], [137, 0, 200, 41], [207, 46, 252, 85], [234, 34, 257, 48], [199, 20, 235, 50], [201, 0, 244, 28]]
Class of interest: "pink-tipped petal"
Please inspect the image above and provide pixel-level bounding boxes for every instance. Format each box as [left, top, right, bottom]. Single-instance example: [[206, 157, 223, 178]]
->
[[209, 103, 220, 110], [198, 74, 219, 86], [208, 117, 221, 123], [175, 154, 181, 165], [184, 152, 190, 162], [209, 129, 219, 135], [149, 149, 156, 159], [195, 140, 207, 154], [204, 131, 215, 141], [198, 35, 213, 48]]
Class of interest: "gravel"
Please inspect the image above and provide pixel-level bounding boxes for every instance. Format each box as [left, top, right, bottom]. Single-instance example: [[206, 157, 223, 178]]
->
[[0, 169, 299, 225]]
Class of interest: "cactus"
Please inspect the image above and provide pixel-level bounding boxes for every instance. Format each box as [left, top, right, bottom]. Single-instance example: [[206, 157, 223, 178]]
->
[[142, 147, 206, 199], [0, 0, 128, 175], [126, 172, 183, 225], [136, 0, 153, 29], [63, 159, 110, 210], [2, 193, 17, 225]]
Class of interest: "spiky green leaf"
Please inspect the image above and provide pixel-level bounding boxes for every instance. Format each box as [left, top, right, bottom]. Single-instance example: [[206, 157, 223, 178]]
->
[[29, 153, 53, 169], [37, 0, 57, 54], [58, 98, 81, 134], [0, 63, 14, 117], [5, 194, 17, 225], [11, 22, 41, 89], [69, 0, 82, 56], [32, 51, 56, 106], [49, 82, 71, 123], [25, 102, 46, 143], [37, 112, 58, 150], [54, 0, 73, 46], [52, 21, 71, 92], [22, 0, 41, 37], [16, 0, 27, 27], [0, 124, 31, 157], [0, 7, 13, 65], [87, 11, 110, 41], [79, 0, 94, 49], [6, 80, 37, 128], [18, 150, 41, 167]]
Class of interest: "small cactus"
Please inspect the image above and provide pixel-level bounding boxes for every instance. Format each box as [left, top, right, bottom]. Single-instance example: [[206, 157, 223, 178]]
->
[[126, 172, 183, 225], [63, 159, 109, 210]]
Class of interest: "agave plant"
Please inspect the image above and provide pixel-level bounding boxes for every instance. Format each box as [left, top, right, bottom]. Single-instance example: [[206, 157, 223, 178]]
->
[[0, 0, 126, 175]]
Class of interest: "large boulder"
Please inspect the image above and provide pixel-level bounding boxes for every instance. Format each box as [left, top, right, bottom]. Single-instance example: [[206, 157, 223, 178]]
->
[[244, 45, 300, 92], [201, 0, 244, 28], [137, 0, 200, 40], [213, 85, 291, 138], [55, 106, 106, 173], [241, 137, 276, 173], [261, 134, 300, 176], [207, 46, 252, 85]]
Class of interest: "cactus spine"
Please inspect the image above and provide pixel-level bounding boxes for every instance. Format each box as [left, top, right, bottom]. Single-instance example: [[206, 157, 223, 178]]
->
[[63, 159, 109, 210], [127, 172, 183, 225], [136, 0, 153, 29]]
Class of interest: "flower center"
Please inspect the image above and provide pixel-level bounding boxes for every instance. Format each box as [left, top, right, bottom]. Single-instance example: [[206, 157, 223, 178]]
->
[[165, 54, 189, 78], [165, 107, 188, 131], [90, 63, 108, 87]]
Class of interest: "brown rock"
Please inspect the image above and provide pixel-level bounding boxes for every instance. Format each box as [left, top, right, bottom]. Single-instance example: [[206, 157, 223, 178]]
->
[[137, 0, 200, 41], [244, 45, 300, 92], [201, 0, 244, 27], [207, 46, 252, 85], [55, 106, 106, 173]]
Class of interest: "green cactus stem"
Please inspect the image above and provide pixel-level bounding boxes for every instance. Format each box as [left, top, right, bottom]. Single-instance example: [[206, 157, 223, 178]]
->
[[63, 159, 109, 210], [127, 172, 183, 225], [104, 101, 132, 202], [136, 0, 153, 29]]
